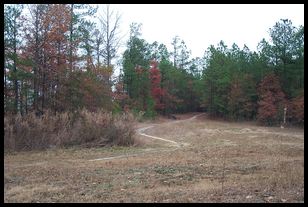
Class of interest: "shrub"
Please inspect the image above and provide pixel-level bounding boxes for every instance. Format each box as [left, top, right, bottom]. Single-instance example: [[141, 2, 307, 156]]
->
[[4, 111, 71, 151], [287, 94, 304, 126], [4, 109, 136, 152], [257, 74, 286, 126]]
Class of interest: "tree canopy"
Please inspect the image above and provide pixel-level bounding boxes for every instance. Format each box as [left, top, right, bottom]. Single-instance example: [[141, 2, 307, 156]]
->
[[4, 5, 304, 126]]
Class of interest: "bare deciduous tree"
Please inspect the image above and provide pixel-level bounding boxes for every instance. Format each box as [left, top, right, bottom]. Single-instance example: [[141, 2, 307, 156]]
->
[[98, 5, 122, 68]]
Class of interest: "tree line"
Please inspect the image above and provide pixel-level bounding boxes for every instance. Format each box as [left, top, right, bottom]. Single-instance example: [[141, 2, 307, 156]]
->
[[4, 4, 304, 126]]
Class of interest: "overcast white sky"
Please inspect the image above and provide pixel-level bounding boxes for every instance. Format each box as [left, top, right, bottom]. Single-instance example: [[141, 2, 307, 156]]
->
[[96, 4, 304, 59]]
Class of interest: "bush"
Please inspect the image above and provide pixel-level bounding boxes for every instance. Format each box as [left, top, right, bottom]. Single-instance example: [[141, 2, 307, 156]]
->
[[288, 94, 304, 126], [144, 98, 157, 119], [75, 109, 136, 147], [4, 109, 136, 152], [131, 109, 146, 122], [257, 74, 286, 126], [4, 111, 70, 151]]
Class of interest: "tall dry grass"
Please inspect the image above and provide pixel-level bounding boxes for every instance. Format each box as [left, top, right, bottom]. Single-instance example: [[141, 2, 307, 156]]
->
[[4, 109, 136, 152]]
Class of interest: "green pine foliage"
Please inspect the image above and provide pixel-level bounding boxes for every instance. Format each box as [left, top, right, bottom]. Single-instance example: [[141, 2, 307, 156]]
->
[[4, 4, 303, 127]]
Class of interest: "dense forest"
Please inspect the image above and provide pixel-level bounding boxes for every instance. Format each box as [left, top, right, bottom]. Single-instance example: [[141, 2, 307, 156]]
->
[[4, 4, 304, 127]]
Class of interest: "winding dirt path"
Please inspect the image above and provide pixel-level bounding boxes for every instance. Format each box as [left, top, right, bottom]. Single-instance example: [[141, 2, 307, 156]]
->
[[137, 126, 180, 147], [89, 113, 205, 161]]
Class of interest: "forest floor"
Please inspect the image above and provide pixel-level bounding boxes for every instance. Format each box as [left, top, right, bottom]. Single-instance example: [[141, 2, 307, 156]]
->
[[4, 113, 304, 203]]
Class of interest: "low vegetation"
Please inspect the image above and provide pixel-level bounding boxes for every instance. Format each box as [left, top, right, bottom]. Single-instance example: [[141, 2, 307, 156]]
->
[[4, 110, 136, 152], [4, 114, 304, 202]]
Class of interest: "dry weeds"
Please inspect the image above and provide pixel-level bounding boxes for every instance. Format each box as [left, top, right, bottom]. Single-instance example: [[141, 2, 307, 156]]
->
[[4, 110, 136, 152]]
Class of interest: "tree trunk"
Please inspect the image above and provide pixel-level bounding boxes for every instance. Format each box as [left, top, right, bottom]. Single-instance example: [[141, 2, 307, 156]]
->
[[69, 4, 74, 72], [20, 81, 23, 116], [13, 16, 19, 114], [33, 7, 40, 112]]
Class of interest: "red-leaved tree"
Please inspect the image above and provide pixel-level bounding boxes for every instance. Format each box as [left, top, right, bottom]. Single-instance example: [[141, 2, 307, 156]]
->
[[288, 92, 304, 125], [149, 59, 165, 111], [257, 73, 286, 125]]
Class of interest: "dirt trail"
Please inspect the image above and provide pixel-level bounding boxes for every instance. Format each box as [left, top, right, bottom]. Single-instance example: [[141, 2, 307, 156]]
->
[[89, 113, 205, 161], [137, 126, 180, 147], [5, 112, 304, 202]]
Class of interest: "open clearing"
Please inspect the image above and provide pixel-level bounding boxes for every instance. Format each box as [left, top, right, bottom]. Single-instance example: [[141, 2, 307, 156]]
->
[[4, 113, 304, 203]]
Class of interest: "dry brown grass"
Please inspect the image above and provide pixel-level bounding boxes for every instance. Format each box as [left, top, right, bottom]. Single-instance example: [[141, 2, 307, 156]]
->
[[4, 110, 136, 152], [4, 113, 304, 203]]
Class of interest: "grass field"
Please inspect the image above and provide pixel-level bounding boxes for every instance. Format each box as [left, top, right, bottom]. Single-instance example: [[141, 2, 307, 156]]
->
[[4, 113, 304, 203]]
